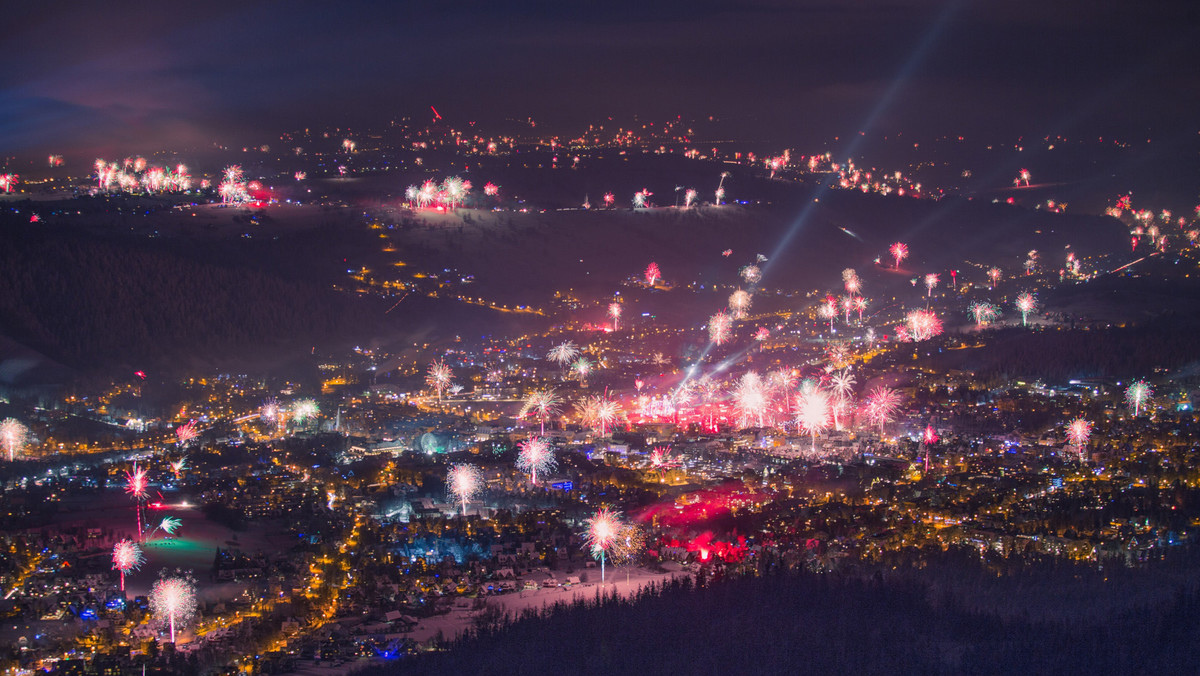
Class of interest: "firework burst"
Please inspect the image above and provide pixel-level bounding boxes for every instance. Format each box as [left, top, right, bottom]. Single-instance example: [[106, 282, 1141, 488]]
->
[[150, 516, 182, 539], [829, 370, 856, 430], [1015, 292, 1038, 326], [739, 265, 762, 284], [1066, 418, 1093, 459], [447, 464, 484, 515], [898, 309, 943, 342], [174, 420, 198, 447], [548, 341, 580, 370], [968, 302, 1000, 327], [292, 399, 319, 424], [150, 575, 198, 643], [644, 262, 662, 286], [0, 418, 27, 461], [521, 389, 561, 435], [648, 446, 680, 481], [609, 302, 622, 330], [112, 540, 144, 591], [516, 436, 556, 485], [728, 289, 752, 319], [733, 372, 767, 428], [571, 357, 593, 386], [426, 359, 453, 402], [708, 310, 734, 345], [125, 462, 149, 539], [1125, 380, 1152, 416], [576, 394, 619, 437], [796, 388, 831, 452], [582, 506, 623, 584], [890, 242, 909, 269], [864, 386, 903, 435], [170, 457, 187, 480]]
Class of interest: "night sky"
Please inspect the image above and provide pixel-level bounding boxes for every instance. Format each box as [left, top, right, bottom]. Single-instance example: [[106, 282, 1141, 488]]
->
[[2, 0, 1198, 156]]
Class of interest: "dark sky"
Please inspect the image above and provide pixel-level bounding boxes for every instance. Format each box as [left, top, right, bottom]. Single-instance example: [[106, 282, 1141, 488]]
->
[[2, 0, 1198, 157]]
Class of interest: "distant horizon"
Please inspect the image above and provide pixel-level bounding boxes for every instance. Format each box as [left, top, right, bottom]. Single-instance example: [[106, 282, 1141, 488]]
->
[[3, 1, 1198, 158]]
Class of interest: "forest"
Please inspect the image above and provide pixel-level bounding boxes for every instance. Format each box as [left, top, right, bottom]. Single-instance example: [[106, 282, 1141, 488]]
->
[[368, 549, 1200, 675], [0, 220, 382, 372], [923, 317, 1200, 384]]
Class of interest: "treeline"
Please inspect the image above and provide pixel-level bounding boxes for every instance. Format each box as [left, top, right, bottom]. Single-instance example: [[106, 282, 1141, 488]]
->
[[938, 319, 1200, 383], [0, 224, 381, 370], [368, 552, 1200, 675]]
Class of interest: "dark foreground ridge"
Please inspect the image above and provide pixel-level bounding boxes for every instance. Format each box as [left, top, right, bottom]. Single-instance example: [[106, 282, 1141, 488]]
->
[[365, 550, 1200, 676]]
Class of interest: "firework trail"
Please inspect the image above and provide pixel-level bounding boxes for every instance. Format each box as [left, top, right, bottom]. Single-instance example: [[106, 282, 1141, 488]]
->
[[715, 171, 730, 205], [609, 302, 622, 330], [0, 174, 18, 193], [112, 540, 144, 592], [150, 575, 197, 643], [126, 463, 149, 539], [516, 436, 556, 485]]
